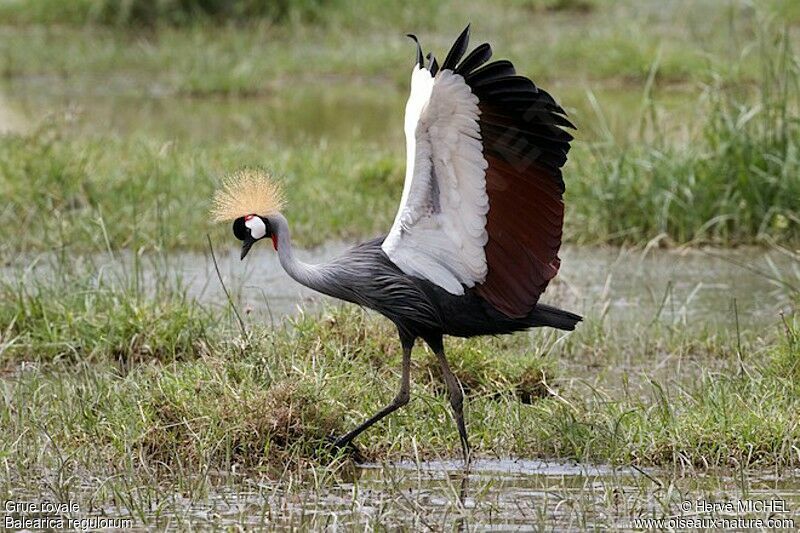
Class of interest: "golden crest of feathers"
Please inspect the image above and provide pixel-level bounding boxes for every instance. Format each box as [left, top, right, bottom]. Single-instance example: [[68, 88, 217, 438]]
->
[[211, 169, 286, 222]]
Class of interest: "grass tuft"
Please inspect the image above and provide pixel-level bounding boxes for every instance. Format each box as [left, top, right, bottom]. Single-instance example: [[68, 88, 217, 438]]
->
[[0, 276, 209, 366], [138, 367, 343, 471]]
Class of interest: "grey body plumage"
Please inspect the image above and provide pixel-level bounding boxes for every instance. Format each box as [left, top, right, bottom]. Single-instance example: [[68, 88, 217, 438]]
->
[[313, 236, 580, 340], [272, 215, 580, 344]]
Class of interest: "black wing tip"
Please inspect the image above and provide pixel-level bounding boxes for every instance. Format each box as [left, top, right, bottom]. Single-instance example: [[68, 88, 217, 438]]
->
[[442, 23, 472, 71], [406, 33, 424, 68], [408, 23, 473, 73], [426, 52, 440, 76], [462, 42, 575, 165]]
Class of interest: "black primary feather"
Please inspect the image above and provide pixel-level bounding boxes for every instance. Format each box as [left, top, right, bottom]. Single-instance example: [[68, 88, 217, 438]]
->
[[464, 60, 516, 85], [442, 23, 471, 71], [406, 34, 424, 68], [434, 27, 574, 180], [426, 52, 440, 76], [455, 42, 492, 76]]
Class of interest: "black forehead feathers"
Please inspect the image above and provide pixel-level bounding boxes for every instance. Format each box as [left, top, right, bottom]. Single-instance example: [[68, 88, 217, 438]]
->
[[232, 217, 248, 241]]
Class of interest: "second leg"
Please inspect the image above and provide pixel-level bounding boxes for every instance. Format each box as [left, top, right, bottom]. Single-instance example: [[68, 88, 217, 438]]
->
[[436, 348, 471, 463]]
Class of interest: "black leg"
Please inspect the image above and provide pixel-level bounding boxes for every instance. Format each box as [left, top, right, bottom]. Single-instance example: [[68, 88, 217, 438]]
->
[[333, 334, 413, 450], [436, 349, 471, 464]]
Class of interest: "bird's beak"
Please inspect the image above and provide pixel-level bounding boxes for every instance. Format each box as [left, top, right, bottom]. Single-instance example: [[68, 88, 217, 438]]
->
[[240, 236, 256, 260]]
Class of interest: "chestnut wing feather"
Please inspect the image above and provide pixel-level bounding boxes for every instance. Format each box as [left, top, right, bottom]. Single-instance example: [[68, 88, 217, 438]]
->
[[459, 33, 573, 317]]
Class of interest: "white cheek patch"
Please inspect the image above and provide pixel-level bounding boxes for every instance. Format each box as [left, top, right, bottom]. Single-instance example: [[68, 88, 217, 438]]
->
[[245, 216, 267, 239]]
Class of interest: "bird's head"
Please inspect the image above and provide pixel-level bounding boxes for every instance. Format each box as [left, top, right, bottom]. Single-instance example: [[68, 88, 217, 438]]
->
[[232, 214, 275, 259], [211, 168, 285, 260]]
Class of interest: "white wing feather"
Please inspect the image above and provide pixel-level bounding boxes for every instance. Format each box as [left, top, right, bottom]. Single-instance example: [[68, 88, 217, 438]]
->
[[382, 67, 489, 294]]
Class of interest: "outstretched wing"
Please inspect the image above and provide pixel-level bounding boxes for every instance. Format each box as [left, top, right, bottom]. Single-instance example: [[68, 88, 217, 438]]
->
[[382, 25, 574, 318]]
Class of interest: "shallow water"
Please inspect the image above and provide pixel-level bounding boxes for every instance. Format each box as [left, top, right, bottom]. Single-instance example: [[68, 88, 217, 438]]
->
[[1, 76, 696, 148], [6, 244, 791, 329], [30, 459, 794, 530]]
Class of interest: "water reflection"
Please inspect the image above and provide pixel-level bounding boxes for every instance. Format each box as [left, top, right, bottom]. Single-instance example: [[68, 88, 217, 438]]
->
[[1, 78, 696, 147]]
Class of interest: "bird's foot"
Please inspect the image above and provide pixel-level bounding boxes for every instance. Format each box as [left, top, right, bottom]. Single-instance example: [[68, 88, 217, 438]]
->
[[460, 441, 472, 470], [325, 434, 366, 464]]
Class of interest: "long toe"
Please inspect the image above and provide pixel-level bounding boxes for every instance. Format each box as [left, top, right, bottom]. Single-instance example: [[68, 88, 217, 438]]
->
[[326, 434, 366, 463]]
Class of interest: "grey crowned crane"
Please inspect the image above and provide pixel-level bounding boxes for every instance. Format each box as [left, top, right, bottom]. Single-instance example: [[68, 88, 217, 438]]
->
[[212, 25, 581, 462]]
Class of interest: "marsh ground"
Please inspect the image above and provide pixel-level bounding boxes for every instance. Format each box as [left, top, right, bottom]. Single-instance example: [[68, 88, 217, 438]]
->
[[1, 0, 799, 529]]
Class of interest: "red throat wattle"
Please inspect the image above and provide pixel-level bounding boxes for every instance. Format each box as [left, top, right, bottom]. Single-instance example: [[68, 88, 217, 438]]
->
[[271, 234, 278, 251]]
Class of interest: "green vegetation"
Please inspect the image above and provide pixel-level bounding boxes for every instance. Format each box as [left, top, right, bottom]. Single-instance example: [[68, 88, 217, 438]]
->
[[2, 266, 798, 471], [0, 273, 209, 364], [1, 3, 798, 253], [569, 29, 800, 245], [544, 337, 800, 468], [0, 1, 792, 91], [3, 77, 797, 254], [1, 270, 797, 524], [0, 301, 795, 504], [1, 0, 799, 527], [0, 123, 403, 254], [0, 0, 432, 27]]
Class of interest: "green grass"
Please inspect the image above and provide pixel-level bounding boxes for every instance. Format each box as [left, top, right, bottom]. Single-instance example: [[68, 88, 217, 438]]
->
[[0, 247, 797, 526], [1, 310, 798, 484], [0, 0, 435, 27], [0, 121, 404, 254], [0, 275, 209, 365], [0, 0, 318, 27], [540, 347, 800, 468], [2, 42, 798, 254], [1, 254, 794, 522]]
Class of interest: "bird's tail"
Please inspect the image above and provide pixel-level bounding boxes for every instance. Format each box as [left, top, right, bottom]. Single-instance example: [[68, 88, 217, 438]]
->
[[529, 303, 582, 331]]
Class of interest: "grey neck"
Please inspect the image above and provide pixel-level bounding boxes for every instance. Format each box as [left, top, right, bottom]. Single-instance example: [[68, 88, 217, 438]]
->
[[270, 213, 329, 294]]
